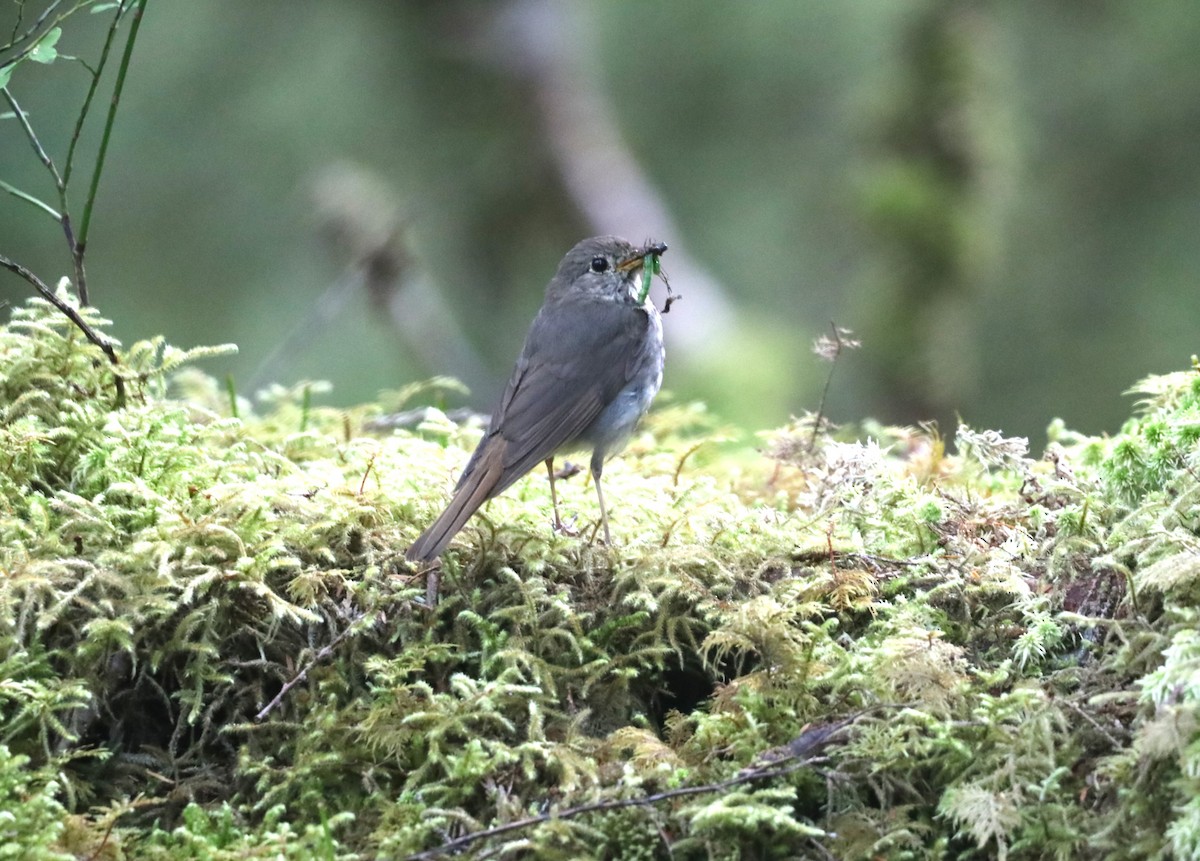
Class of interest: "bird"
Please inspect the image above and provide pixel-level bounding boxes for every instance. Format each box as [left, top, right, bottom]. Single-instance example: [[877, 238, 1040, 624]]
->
[[406, 235, 667, 562]]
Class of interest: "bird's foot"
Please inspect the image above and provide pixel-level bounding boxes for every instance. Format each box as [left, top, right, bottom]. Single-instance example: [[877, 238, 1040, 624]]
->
[[553, 514, 580, 537]]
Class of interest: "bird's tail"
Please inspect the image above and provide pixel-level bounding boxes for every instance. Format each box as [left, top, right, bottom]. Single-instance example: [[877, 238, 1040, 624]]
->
[[406, 445, 504, 562]]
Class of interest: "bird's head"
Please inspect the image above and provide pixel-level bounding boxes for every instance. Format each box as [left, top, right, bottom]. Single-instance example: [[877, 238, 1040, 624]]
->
[[548, 235, 668, 305]]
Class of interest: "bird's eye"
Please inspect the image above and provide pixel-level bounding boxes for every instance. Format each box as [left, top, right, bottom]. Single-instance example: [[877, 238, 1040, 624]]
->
[[590, 256, 609, 273]]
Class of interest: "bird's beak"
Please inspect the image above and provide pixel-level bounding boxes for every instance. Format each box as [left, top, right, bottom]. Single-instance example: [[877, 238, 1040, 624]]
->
[[616, 242, 668, 272]]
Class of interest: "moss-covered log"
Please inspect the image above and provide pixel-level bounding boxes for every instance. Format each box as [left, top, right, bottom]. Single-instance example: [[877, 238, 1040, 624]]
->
[[2, 292, 1198, 859]]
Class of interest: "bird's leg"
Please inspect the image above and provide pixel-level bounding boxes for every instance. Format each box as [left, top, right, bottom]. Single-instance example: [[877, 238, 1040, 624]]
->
[[546, 457, 563, 531], [591, 462, 612, 546]]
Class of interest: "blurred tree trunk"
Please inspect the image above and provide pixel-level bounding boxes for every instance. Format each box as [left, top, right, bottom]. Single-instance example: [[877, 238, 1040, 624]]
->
[[857, 0, 1001, 429]]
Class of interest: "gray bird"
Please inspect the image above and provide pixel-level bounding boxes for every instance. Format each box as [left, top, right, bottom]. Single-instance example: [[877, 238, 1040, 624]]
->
[[406, 235, 667, 562]]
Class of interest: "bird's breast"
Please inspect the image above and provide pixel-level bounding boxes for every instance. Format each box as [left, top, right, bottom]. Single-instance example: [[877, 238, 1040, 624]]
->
[[578, 305, 665, 458]]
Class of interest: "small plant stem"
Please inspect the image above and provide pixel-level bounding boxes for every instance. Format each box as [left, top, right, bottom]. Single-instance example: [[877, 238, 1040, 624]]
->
[[83, 814, 118, 861], [64, 0, 130, 188], [358, 454, 377, 495], [60, 0, 134, 305], [4, 1, 146, 308], [4, 4, 22, 45], [2, 86, 65, 187], [224, 375, 239, 418], [59, 211, 86, 298], [809, 321, 845, 450], [77, 0, 149, 298], [300, 384, 312, 432], [4, 85, 93, 302], [2, 0, 66, 53], [0, 178, 60, 220]]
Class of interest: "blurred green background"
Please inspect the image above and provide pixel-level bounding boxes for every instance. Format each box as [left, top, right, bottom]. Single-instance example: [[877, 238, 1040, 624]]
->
[[3, 1, 1198, 445]]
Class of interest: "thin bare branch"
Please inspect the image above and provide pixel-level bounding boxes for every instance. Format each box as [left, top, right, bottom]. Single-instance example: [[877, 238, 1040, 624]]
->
[[254, 612, 366, 721], [0, 252, 124, 404], [0, 177, 61, 220], [401, 714, 871, 861], [3, 2, 132, 306], [2, 86, 65, 188], [2, 0, 66, 53]]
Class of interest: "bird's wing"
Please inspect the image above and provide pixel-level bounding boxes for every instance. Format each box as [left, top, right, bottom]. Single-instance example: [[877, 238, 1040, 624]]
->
[[468, 296, 650, 498]]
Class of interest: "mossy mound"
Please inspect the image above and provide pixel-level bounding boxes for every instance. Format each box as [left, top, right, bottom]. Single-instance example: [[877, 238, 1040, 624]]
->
[[2, 293, 1198, 859]]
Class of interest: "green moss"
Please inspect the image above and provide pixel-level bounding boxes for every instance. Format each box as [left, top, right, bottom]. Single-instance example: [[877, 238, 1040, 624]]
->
[[2, 291, 1199, 858], [0, 744, 72, 860]]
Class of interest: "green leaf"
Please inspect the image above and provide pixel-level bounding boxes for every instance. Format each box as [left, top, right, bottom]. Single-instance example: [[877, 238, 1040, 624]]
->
[[0, 61, 16, 88], [29, 28, 62, 64], [91, 2, 122, 12]]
